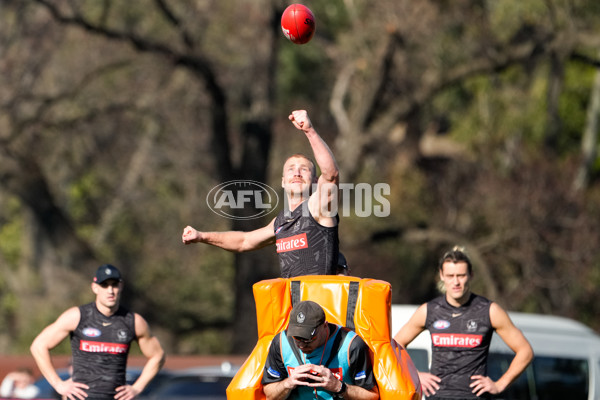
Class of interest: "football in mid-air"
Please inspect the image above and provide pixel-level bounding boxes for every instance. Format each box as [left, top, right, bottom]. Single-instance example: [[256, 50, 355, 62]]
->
[[281, 4, 316, 44]]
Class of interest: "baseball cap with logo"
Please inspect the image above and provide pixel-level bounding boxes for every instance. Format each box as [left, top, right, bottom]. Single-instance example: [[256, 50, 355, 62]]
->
[[287, 300, 326, 340], [93, 264, 122, 284]]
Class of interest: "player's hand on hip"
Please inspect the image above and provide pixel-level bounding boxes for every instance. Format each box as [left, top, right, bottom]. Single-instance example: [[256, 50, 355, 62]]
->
[[115, 384, 141, 400], [56, 378, 89, 400], [470, 375, 500, 396], [289, 110, 313, 132], [417, 371, 441, 397]]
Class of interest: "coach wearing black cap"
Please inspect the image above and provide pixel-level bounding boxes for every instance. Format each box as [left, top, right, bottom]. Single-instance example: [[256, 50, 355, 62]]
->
[[31, 264, 165, 400], [262, 300, 378, 400]]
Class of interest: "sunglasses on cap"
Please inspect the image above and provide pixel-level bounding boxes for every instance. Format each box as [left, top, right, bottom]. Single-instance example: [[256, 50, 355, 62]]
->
[[293, 335, 318, 345], [292, 323, 323, 344]]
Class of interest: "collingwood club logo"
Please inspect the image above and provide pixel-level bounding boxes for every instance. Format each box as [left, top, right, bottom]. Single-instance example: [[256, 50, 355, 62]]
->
[[207, 180, 279, 220], [297, 312, 306, 324]]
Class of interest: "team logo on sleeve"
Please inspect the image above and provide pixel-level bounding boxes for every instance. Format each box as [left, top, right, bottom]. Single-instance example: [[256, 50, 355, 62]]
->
[[267, 367, 281, 379], [355, 371, 366, 380]]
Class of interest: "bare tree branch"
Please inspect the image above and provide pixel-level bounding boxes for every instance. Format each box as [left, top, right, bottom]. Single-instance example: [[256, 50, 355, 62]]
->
[[33, 0, 234, 179]]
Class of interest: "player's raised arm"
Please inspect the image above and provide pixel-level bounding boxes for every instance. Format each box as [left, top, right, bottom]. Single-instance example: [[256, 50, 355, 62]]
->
[[288, 110, 339, 225]]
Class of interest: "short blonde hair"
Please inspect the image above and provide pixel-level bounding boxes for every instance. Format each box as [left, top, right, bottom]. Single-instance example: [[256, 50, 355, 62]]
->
[[283, 153, 317, 180]]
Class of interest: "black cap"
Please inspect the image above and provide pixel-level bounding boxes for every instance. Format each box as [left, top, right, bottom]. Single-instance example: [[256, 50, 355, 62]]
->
[[287, 301, 326, 339], [93, 264, 122, 284]]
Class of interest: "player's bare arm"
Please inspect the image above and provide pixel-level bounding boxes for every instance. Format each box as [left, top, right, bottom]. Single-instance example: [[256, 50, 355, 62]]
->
[[288, 110, 340, 226], [393, 303, 427, 347], [470, 302, 533, 396], [182, 218, 276, 252], [115, 314, 165, 400], [263, 379, 295, 400], [30, 307, 90, 400], [393, 304, 441, 397]]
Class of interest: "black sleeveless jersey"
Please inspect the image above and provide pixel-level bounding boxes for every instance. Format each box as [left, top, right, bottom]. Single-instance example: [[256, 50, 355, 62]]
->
[[425, 294, 493, 399], [70, 302, 135, 399], [273, 201, 338, 278]]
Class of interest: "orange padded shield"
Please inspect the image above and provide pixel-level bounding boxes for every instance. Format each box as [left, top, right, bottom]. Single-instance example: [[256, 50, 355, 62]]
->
[[226, 275, 421, 400]]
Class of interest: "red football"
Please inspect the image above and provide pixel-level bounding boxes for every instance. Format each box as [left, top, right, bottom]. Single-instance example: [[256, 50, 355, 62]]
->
[[281, 4, 316, 44]]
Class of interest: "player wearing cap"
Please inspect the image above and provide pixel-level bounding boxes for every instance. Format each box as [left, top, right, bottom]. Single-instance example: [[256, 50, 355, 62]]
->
[[30, 264, 165, 400], [182, 110, 340, 278], [262, 301, 378, 400]]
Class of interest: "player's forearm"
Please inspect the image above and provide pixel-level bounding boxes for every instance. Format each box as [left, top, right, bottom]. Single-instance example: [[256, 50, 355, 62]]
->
[[304, 128, 339, 183], [344, 383, 379, 400], [264, 379, 294, 400], [30, 345, 63, 389], [200, 231, 248, 252], [203, 230, 274, 252], [131, 352, 166, 394], [495, 349, 533, 392]]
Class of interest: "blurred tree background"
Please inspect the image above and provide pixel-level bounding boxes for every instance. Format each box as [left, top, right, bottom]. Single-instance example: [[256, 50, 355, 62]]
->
[[1, 0, 599, 355]]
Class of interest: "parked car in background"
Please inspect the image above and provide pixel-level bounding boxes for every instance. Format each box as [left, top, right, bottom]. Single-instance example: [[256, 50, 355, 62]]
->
[[126, 367, 176, 398], [30, 361, 240, 400], [138, 362, 240, 400], [32, 368, 71, 400], [391, 304, 600, 400], [32, 367, 175, 400]]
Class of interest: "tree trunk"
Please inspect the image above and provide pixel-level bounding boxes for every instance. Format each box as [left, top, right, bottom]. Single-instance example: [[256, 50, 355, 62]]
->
[[574, 52, 600, 191]]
